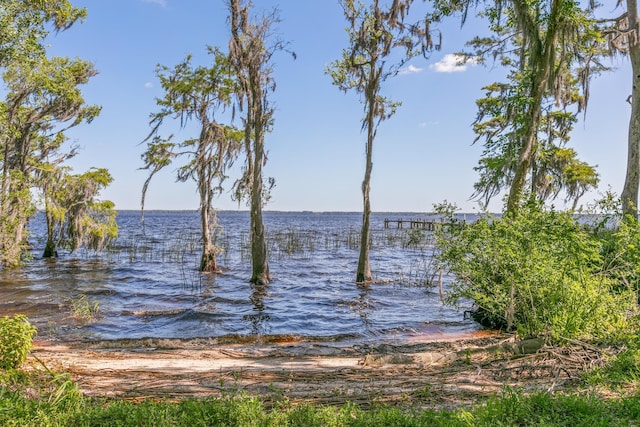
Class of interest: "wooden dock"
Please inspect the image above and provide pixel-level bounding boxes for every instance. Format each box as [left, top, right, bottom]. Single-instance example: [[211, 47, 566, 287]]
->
[[384, 218, 438, 230], [383, 218, 464, 231]]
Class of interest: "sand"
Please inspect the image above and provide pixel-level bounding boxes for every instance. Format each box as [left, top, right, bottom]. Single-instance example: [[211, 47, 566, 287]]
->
[[26, 331, 600, 409]]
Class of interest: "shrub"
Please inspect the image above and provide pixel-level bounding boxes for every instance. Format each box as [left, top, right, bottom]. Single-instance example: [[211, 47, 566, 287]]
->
[[0, 315, 37, 369], [596, 217, 640, 299], [436, 202, 636, 339]]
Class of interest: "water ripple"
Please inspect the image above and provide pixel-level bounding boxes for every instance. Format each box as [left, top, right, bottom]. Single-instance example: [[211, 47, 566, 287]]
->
[[3, 211, 481, 344]]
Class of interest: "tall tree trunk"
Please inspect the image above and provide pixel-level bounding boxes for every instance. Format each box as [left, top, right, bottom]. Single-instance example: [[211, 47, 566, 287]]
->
[[357, 103, 374, 284], [2, 192, 29, 267], [228, 0, 272, 285], [506, 0, 559, 214], [506, 103, 543, 214], [622, 0, 640, 219], [250, 128, 270, 285], [197, 121, 219, 273]]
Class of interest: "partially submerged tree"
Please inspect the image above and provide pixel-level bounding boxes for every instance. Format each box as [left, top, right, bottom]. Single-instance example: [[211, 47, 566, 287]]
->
[[328, 0, 437, 283], [41, 167, 117, 258], [0, 54, 103, 266], [228, 0, 289, 285], [141, 48, 242, 272], [0, 2, 115, 267]]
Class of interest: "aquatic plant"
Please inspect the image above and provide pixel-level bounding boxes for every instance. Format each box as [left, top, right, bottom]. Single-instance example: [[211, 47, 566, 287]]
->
[[68, 295, 100, 323]]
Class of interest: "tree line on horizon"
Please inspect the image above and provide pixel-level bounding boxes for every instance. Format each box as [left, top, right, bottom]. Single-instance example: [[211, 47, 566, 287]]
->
[[0, 0, 638, 288]]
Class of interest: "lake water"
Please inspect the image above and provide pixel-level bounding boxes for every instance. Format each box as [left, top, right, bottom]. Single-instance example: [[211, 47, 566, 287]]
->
[[0, 211, 480, 344]]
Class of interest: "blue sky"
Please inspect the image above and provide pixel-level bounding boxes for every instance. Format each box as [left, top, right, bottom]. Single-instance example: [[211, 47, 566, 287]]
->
[[44, 0, 630, 212]]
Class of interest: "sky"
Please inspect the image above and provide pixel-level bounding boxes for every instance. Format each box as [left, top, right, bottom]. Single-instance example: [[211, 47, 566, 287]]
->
[[41, 0, 631, 213]]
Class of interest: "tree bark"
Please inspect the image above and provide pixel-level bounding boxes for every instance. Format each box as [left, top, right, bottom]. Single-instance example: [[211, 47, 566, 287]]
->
[[249, 123, 270, 285], [197, 118, 219, 273], [622, 0, 640, 219], [199, 205, 219, 273], [228, 0, 272, 285]]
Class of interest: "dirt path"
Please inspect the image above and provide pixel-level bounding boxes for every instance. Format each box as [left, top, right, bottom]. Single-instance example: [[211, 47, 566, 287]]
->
[[29, 333, 598, 409]]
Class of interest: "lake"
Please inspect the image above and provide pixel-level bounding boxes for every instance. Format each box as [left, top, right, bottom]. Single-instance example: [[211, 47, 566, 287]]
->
[[0, 210, 480, 344]]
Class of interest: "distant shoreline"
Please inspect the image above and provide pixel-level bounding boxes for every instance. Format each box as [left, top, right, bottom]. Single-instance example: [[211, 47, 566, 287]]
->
[[116, 209, 484, 215]]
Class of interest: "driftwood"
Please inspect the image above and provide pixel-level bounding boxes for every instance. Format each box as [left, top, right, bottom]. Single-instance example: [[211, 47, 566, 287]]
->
[[362, 338, 545, 368]]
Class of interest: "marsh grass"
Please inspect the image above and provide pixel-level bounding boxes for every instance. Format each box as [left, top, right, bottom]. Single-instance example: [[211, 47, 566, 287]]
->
[[268, 228, 318, 260], [106, 229, 228, 266], [402, 249, 441, 287], [99, 224, 441, 287], [68, 294, 100, 323]]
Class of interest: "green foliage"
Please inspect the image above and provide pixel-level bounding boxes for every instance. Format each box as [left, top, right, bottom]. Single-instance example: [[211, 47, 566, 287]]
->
[[471, 70, 600, 210], [584, 315, 640, 388], [0, 21, 115, 266], [468, 390, 637, 426], [404, 228, 425, 248], [3, 384, 640, 426], [0, 1, 86, 68], [0, 315, 36, 370], [42, 167, 117, 256], [597, 217, 640, 298], [458, 0, 607, 212], [437, 201, 636, 339]]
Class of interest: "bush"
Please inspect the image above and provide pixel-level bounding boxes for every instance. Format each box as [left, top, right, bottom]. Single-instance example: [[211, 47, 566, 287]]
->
[[596, 217, 640, 299], [436, 202, 636, 339], [0, 315, 37, 369]]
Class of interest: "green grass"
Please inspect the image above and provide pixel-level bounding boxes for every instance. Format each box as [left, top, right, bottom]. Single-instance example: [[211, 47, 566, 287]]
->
[[2, 380, 640, 427]]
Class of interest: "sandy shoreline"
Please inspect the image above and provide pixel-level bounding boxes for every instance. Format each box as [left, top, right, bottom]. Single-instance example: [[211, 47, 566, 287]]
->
[[25, 332, 594, 409]]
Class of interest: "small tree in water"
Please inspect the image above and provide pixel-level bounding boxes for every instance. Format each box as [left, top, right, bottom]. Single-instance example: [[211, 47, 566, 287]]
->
[[142, 48, 242, 273], [327, 0, 437, 283], [41, 167, 117, 258]]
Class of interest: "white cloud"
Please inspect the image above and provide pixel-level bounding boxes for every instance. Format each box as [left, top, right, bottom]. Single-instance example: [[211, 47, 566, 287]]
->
[[144, 82, 153, 89], [419, 121, 439, 128], [141, 0, 167, 7], [398, 64, 424, 75], [430, 54, 478, 73]]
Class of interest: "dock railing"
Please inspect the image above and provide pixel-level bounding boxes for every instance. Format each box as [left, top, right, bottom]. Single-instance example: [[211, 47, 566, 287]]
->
[[383, 218, 464, 231]]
